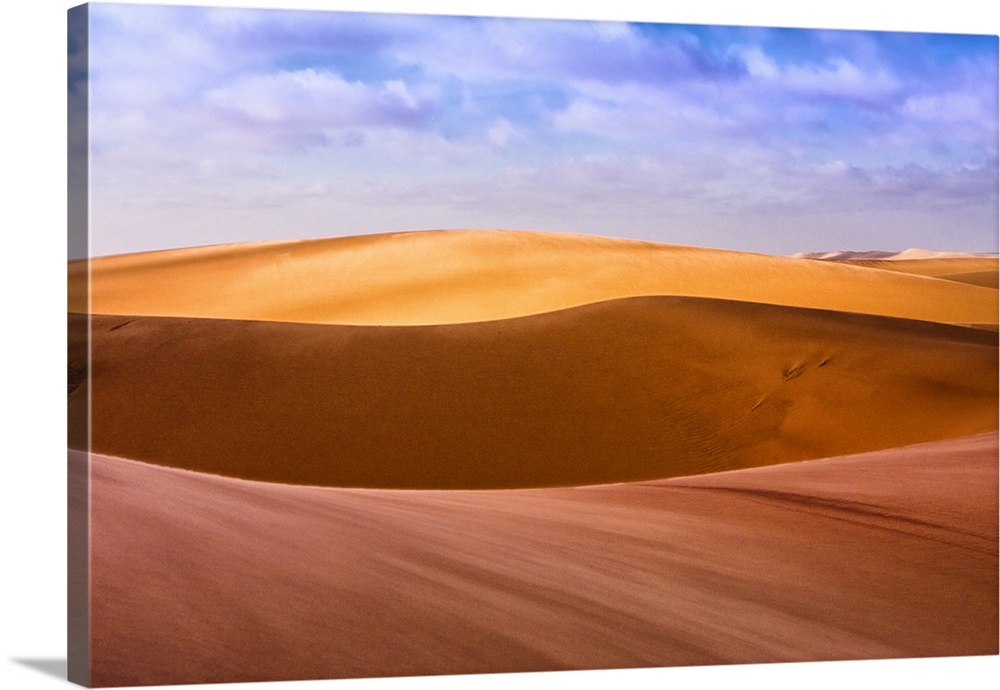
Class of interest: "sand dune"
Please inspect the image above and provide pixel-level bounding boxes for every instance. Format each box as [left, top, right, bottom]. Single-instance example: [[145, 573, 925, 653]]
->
[[793, 248, 996, 261], [68, 229, 998, 686], [937, 270, 1000, 289], [826, 256, 998, 284], [887, 248, 995, 260], [793, 248, 999, 289], [82, 432, 998, 686], [68, 296, 998, 489], [67, 229, 998, 325]]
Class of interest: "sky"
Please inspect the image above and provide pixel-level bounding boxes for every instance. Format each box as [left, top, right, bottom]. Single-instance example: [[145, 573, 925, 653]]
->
[[75, 1, 999, 257]]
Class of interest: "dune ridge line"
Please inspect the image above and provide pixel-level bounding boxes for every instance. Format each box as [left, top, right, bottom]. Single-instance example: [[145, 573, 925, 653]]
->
[[68, 229, 998, 326]]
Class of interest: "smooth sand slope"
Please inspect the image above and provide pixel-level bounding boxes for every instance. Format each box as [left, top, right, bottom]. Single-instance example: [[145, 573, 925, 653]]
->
[[939, 270, 1000, 289], [816, 255, 999, 289], [67, 230, 998, 325], [68, 296, 998, 489], [82, 433, 998, 686]]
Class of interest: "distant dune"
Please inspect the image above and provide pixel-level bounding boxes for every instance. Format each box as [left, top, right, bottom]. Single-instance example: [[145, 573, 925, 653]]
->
[[792, 248, 997, 261], [69, 295, 997, 489], [829, 256, 997, 281], [792, 249, 999, 290], [68, 229, 998, 325], [82, 432, 998, 686], [937, 270, 1000, 289]]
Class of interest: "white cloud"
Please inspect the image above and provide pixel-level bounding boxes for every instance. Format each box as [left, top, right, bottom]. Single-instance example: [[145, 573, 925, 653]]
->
[[487, 117, 517, 146], [741, 47, 779, 80], [786, 58, 899, 100], [735, 46, 901, 103], [552, 83, 738, 139], [205, 68, 430, 129], [814, 160, 852, 178], [903, 92, 990, 123]]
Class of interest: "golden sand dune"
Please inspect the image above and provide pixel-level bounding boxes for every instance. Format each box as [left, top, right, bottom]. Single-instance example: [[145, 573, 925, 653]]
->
[[823, 256, 999, 287], [68, 296, 997, 489], [67, 230, 998, 325], [938, 270, 1000, 289], [80, 433, 998, 686]]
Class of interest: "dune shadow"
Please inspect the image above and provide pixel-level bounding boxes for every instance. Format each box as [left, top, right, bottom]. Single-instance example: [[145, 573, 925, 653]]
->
[[11, 657, 67, 680]]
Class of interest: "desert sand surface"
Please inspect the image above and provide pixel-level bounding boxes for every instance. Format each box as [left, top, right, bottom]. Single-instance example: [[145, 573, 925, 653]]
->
[[936, 270, 1000, 289], [793, 248, 999, 289], [828, 257, 998, 285], [82, 432, 998, 686], [67, 230, 998, 325], [69, 295, 997, 489], [69, 230, 999, 687]]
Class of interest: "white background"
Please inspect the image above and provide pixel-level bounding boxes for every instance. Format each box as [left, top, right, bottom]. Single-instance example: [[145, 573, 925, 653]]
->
[[2, 1, 998, 689]]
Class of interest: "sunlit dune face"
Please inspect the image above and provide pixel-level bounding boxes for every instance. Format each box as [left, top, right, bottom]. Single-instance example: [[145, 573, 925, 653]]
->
[[69, 230, 999, 326]]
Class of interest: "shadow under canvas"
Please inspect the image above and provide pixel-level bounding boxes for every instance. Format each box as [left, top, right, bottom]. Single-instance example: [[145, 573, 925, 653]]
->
[[12, 658, 68, 681]]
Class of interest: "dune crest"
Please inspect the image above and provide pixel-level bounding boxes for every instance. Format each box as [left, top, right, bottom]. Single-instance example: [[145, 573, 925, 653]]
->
[[68, 229, 997, 325]]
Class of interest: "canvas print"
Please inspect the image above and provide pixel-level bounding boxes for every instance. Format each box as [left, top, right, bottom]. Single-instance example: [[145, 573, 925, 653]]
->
[[67, 2, 998, 687]]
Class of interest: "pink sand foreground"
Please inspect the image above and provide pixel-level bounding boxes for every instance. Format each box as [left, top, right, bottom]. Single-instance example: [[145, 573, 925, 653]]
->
[[82, 433, 998, 686]]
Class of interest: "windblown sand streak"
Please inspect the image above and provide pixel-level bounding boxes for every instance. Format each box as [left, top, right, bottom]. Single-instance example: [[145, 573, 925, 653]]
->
[[69, 295, 997, 489]]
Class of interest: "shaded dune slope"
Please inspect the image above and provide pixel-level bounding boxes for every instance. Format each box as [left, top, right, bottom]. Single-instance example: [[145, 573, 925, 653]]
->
[[83, 433, 998, 686], [69, 296, 998, 489], [67, 230, 998, 325]]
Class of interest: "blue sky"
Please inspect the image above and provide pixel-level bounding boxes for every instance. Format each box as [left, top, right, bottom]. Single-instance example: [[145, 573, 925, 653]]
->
[[79, 2, 999, 256]]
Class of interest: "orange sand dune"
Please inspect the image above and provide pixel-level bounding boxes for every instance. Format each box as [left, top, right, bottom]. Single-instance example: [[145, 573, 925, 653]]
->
[[937, 270, 999, 289], [67, 230, 997, 325], [82, 432, 998, 686], [797, 249, 998, 288], [824, 255, 999, 286], [68, 296, 998, 489]]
